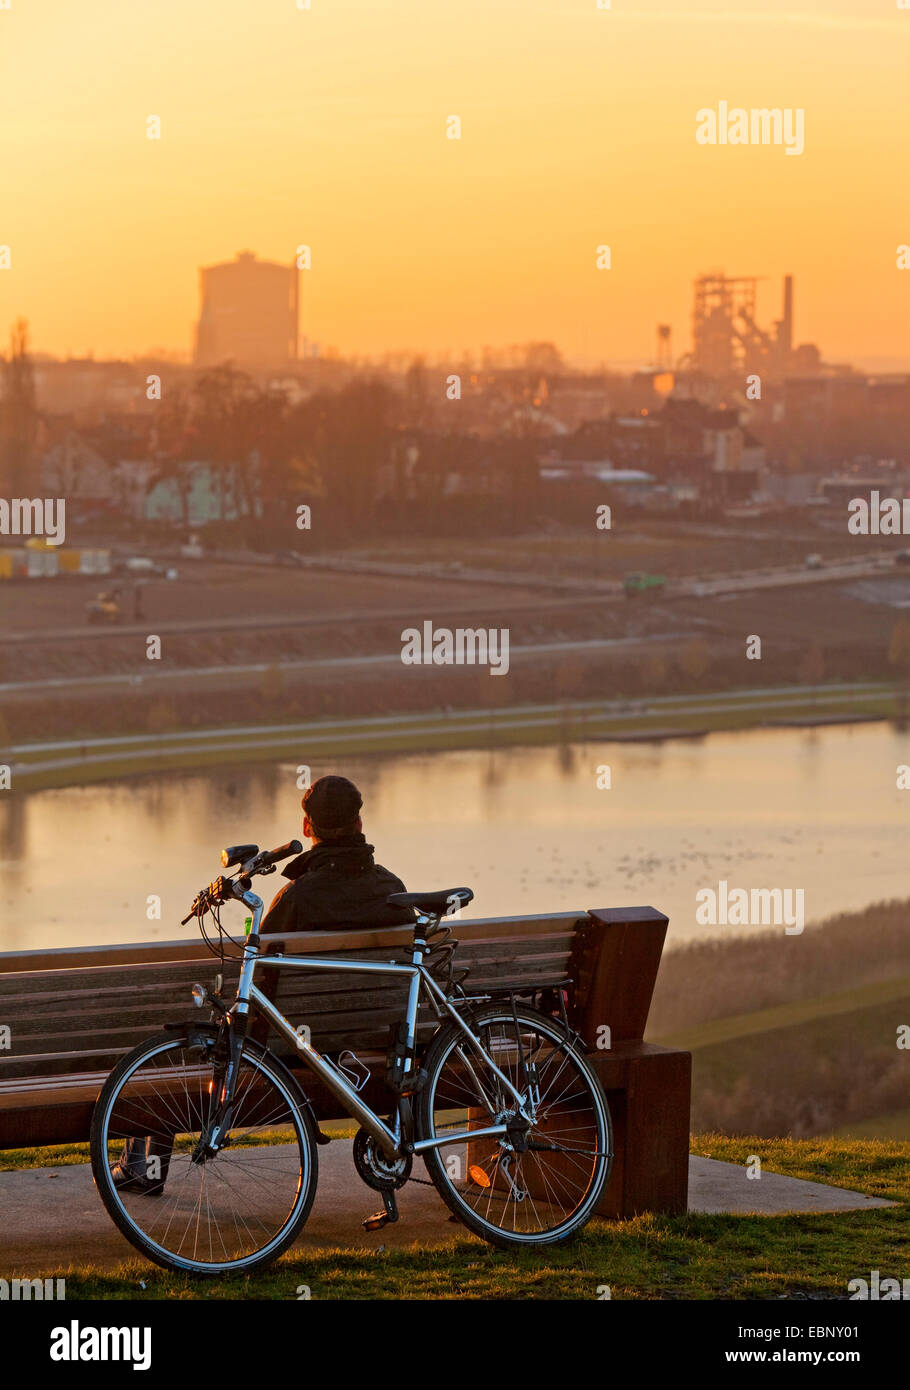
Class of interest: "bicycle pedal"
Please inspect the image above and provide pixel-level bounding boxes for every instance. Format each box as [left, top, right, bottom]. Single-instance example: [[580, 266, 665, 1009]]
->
[[362, 1188, 398, 1231]]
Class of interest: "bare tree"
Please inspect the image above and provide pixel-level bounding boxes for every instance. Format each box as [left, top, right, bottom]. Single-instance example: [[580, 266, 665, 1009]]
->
[[797, 641, 825, 707], [0, 319, 38, 495], [888, 616, 910, 718]]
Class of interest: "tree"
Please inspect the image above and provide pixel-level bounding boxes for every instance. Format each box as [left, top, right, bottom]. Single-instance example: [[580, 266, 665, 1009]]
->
[[150, 386, 194, 524], [642, 651, 668, 695], [186, 366, 291, 525], [291, 378, 399, 525], [678, 637, 710, 686], [403, 357, 432, 431], [798, 641, 825, 688], [888, 617, 910, 716], [523, 342, 563, 374], [190, 365, 255, 518], [555, 655, 585, 702], [229, 382, 290, 521], [888, 617, 910, 674], [0, 319, 38, 495]]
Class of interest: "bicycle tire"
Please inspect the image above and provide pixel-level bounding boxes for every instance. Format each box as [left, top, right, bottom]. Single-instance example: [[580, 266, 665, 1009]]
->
[[417, 1003, 611, 1249], [90, 1026, 318, 1276]]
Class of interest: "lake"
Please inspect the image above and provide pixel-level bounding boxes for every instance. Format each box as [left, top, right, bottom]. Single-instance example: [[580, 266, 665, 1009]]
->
[[2, 722, 909, 954]]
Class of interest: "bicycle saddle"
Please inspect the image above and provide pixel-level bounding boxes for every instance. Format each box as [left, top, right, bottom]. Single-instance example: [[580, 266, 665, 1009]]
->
[[386, 887, 473, 915]]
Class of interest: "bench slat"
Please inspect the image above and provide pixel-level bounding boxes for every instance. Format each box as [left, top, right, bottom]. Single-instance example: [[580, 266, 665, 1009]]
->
[[0, 931, 576, 1006], [0, 913, 585, 974]]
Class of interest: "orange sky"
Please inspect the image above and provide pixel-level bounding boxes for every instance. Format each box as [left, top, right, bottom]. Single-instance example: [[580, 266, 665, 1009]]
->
[[1, 0, 908, 369]]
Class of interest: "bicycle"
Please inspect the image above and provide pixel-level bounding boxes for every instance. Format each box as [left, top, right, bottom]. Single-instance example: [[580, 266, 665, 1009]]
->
[[90, 839, 613, 1275]]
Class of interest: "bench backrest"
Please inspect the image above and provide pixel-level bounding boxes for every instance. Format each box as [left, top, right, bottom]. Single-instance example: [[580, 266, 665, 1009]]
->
[[0, 907, 669, 1087]]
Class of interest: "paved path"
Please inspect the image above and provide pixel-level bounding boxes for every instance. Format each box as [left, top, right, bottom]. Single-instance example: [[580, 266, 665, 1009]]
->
[[0, 1145, 895, 1276], [687, 1155, 895, 1215]]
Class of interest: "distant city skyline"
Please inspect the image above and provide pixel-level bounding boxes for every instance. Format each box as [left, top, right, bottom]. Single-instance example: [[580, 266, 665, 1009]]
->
[[15, 263, 910, 379], [1, 0, 908, 371]]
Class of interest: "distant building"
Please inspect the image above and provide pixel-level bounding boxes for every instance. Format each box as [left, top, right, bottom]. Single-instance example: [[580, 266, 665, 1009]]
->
[[32, 359, 163, 417], [41, 431, 115, 505], [819, 472, 910, 508], [548, 397, 766, 506], [688, 272, 820, 381], [144, 461, 262, 524], [194, 251, 299, 369]]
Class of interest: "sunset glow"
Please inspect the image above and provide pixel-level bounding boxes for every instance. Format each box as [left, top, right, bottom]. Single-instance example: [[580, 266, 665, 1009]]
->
[[1, 0, 908, 368]]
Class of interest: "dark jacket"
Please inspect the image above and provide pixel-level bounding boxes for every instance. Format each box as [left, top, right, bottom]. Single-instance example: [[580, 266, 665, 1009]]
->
[[261, 833, 414, 935]]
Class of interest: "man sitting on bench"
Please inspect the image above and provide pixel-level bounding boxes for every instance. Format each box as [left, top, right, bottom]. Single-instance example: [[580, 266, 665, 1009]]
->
[[111, 775, 413, 1194], [259, 775, 414, 936]]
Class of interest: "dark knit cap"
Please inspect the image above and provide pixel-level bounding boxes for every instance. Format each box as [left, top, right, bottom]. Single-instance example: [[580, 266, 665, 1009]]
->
[[302, 775, 363, 831]]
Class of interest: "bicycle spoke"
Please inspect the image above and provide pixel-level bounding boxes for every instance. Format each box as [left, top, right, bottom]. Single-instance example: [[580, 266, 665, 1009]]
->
[[96, 1037, 312, 1272], [424, 1007, 610, 1243]]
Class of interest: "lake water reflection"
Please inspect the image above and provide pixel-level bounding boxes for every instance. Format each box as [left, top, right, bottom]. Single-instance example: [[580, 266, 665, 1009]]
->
[[3, 722, 909, 954]]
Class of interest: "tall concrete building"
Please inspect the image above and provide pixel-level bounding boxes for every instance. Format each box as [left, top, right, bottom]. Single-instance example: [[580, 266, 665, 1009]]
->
[[194, 251, 299, 368]]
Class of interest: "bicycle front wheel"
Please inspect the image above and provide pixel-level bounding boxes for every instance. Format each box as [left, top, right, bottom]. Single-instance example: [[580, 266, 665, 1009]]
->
[[417, 1003, 612, 1248], [90, 1027, 318, 1275]]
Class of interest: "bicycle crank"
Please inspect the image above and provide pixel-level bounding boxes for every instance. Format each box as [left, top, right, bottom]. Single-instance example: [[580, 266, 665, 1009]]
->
[[363, 1188, 399, 1232], [353, 1127, 412, 1231]]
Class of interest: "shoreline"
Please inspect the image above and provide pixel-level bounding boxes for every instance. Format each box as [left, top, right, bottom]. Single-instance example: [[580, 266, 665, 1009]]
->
[[4, 681, 902, 792]]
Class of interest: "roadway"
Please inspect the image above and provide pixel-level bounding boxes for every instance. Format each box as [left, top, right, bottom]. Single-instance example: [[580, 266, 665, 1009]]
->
[[0, 552, 901, 646]]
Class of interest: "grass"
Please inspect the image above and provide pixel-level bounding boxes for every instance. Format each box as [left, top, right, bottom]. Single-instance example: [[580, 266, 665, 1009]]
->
[[657, 985, 910, 1138], [835, 1110, 910, 1141], [4, 1135, 908, 1299], [0, 1140, 93, 1172], [654, 976, 910, 1053], [0, 1119, 359, 1173]]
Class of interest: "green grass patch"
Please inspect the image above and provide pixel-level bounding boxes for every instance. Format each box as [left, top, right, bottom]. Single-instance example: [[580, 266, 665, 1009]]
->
[[655, 977, 910, 1052], [0, 1140, 92, 1172], [650, 951, 910, 1137], [0, 1120, 359, 1173]]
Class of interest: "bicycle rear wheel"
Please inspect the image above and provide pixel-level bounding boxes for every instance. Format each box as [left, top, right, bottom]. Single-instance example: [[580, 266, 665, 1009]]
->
[[90, 1027, 318, 1275], [417, 1003, 611, 1248]]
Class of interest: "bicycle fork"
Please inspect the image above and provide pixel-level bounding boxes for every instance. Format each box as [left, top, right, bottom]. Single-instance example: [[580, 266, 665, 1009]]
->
[[192, 1017, 246, 1162]]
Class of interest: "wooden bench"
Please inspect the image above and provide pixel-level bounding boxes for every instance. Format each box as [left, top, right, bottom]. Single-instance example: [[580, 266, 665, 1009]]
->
[[0, 906, 690, 1218]]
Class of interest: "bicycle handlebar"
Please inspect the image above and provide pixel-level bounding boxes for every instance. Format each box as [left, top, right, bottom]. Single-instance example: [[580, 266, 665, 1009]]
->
[[262, 839, 302, 867], [180, 839, 303, 925]]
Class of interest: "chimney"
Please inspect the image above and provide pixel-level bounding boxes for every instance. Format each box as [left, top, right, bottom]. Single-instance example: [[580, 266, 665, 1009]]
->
[[778, 275, 793, 361]]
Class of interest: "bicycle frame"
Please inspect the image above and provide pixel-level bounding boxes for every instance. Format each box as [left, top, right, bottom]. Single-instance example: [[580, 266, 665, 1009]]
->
[[219, 888, 531, 1162]]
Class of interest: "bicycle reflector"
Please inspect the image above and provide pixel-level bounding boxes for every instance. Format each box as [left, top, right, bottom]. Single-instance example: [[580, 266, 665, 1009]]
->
[[469, 1165, 491, 1188]]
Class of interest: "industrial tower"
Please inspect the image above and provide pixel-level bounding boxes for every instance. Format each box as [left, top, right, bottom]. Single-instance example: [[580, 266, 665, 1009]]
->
[[691, 273, 794, 379]]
